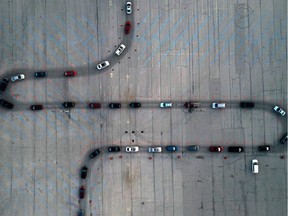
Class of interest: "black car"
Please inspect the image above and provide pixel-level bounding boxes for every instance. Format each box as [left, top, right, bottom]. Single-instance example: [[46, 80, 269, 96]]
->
[[30, 104, 43, 110], [258, 145, 270, 151], [0, 78, 9, 92], [228, 146, 244, 152], [34, 71, 47, 78], [240, 102, 255, 108], [80, 165, 88, 179], [108, 146, 121, 152], [0, 99, 14, 109], [90, 149, 101, 159], [187, 145, 199, 151], [109, 103, 121, 109], [63, 102, 75, 108], [129, 102, 141, 108], [280, 133, 288, 144]]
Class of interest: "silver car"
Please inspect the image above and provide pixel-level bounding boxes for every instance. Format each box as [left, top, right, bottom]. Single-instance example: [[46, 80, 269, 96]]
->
[[96, 61, 110, 70], [11, 74, 25, 82], [160, 102, 172, 108], [126, 146, 139, 153], [148, 147, 162, 153], [126, 2, 132, 14], [212, 102, 225, 108], [273, 106, 286, 116], [115, 44, 126, 56]]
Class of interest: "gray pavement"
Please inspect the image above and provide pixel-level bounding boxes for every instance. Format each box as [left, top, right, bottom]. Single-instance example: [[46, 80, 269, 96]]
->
[[0, 0, 287, 216]]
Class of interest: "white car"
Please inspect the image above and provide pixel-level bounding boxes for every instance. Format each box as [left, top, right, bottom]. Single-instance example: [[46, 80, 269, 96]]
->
[[125, 146, 139, 153], [126, 2, 132, 14], [212, 102, 225, 109], [160, 102, 172, 108], [115, 44, 126, 56], [11, 74, 25, 82], [273, 106, 286, 116], [97, 61, 110, 70], [252, 159, 258, 174], [148, 147, 162, 153]]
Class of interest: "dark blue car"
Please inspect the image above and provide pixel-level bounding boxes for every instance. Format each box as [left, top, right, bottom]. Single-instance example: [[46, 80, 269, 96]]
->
[[165, 145, 178, 152]]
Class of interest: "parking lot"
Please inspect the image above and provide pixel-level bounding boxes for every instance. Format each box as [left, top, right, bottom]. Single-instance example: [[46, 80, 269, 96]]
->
[[0, 0, 287, 216]]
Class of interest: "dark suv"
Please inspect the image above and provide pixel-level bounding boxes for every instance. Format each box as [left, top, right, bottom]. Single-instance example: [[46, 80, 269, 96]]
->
[[0, 78, 9, 92], [240, 102, 255, 108], [0, 99, 14, 109]]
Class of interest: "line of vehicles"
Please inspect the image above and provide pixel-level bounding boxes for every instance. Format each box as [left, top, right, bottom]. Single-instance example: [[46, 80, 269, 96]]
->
[[76, 140, 286, 211], [77, 2, 133, 215]]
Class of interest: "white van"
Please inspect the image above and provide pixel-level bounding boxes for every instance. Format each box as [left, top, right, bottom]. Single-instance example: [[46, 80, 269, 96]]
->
[[252, 159, 258, 174]]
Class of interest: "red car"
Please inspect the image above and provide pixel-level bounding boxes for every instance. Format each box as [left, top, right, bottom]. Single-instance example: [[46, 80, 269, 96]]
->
[[64, 71, 77, 77], [209, 146, 224, 152], [79, 186, 86, 199], [124, 22, 132, 34], [89, 103, 101, 109]]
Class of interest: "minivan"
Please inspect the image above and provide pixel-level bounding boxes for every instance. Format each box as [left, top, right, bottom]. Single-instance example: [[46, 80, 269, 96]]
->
[[252, 159, 258, 174]]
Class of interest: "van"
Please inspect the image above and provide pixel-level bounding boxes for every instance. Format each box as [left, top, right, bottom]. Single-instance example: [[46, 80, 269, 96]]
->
[[252, 159, 258, 174], [240, 102, 255, 108]]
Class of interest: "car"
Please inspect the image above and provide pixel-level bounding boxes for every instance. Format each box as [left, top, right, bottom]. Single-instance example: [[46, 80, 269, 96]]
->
[[280, 133, 288, 144], [0, 99, 14, 109], [165, 145, 178, 152], [89, 103, 101, 109], [209, 146, 224, 152], [148, 147, 162, 153], [126, 2, 132, 14], [11, 74, 25, 82], [108, 146, 121, 152], [64, 71, 77, 77], [34, 71, 47, 78], [115, 44, 126, 56], [63, 102, 75, 108], [160, 102, 172, 108], [0, 78, 9, 92], [126, 146, 139, 153], [228, 146, 244, 152], [129, 102, 141, 108], [80, 166, 88, 179], [212, 102, 225, 108], [97, 61, 110, 70], [124, 21, 132, 34], [258, 145, 270, 151], [78, 209, 85, 216], [273, 106, 286, 116], [90, 149, 101, 159], [184, 102, 200, 109], [109, 103, 121, 109], [30, 104, 43, 111], [79, 186, 86, 199], [252, 159, 259, 174], [240, 101, 255, 108], [187, 145, 200, 151]]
